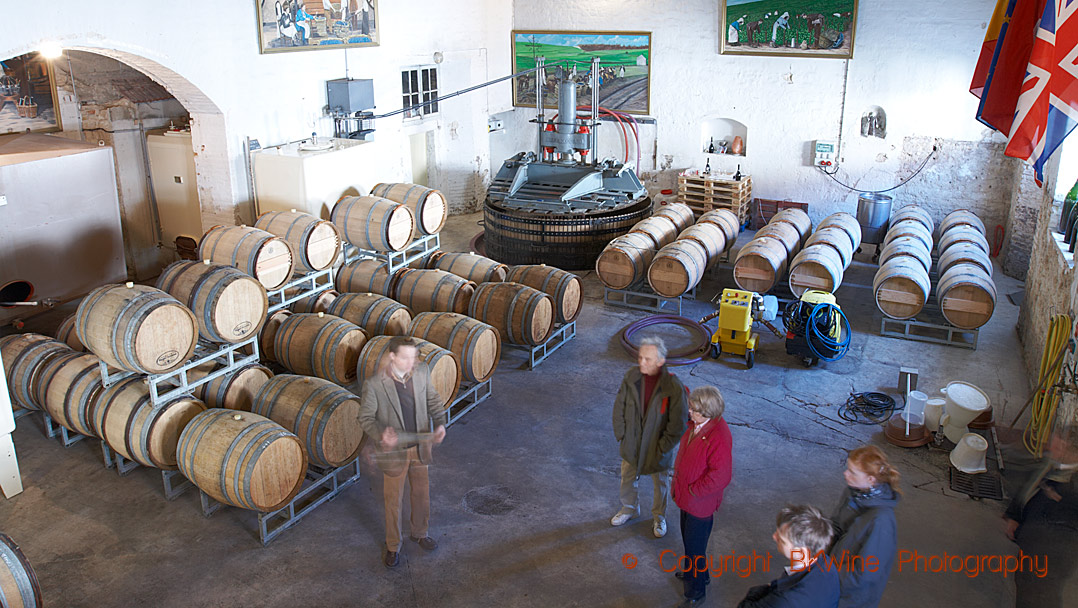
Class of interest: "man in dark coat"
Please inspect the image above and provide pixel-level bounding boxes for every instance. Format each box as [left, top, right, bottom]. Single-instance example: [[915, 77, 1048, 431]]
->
[[738, 504, 840, 607], [611, 336, 688, 538]]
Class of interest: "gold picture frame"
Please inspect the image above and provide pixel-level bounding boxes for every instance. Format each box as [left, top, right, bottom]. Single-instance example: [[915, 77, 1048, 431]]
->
[[0, 52, 62, 135], [720, 1, 858, 59], [256, 0, 379, 54]]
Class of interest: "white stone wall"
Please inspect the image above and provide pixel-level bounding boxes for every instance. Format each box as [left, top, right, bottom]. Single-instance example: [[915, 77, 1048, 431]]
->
[[498, 0, 1010, 225]]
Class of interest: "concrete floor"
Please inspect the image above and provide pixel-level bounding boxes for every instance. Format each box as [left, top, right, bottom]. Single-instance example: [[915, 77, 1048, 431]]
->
[[0, 211, 1070, 607]]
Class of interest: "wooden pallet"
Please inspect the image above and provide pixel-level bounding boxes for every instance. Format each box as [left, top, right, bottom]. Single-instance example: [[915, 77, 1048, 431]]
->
[[677, 197, 750, 222], [677, 174, 752, 221]]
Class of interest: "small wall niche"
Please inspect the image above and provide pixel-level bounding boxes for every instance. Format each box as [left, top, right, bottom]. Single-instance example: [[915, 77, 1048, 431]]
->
[[700, 117, 747, 156]]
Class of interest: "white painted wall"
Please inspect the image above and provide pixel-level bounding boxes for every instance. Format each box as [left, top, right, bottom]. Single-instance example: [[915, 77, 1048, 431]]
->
[[5, 0, 512, 220], [501, 0, 1007, 225]]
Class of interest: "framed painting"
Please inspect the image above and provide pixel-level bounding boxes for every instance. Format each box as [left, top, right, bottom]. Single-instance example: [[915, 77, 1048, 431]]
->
[[720, 0, 858, 58], [0, 52, 62, 135], [512, 30, 652, 115], [256, 0, 378, 53]]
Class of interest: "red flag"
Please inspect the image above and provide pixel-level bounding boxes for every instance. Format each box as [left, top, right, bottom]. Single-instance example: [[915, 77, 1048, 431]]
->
[[972, 0, 1016, 98], [977, 0, 1048, 133]]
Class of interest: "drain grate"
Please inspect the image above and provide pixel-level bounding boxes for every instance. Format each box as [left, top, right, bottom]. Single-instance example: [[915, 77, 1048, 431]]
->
[[949, 468, 1004, 500], [463, 485, 517, 516]]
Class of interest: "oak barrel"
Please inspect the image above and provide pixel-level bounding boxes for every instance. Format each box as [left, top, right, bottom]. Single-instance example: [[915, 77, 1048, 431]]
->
[[595, 232, 655, 290], [883, 219, 934, 253], [733, 237, 788, 293], [331, 195, 415, 252], [189, 362, 274, 412], [676, 224, 727, 267], [198, 225, 295, 290], [506, 264, 583, 324], [287, 288, 339, 314], [357, 336, 461, 410], [648, 239, 708, 297], [157, 261, 268, 343], [76, 283, 197, 374], [427, 251, 508, 283], [939, 209, 986, 236], [817, 212, 862, 250], [0, 333, 70, 410], [95, 377, 207, 469], [409, 312, 501, 383], [177, 409, 306, 511], [336, 259, 404, 297], [274, 313, 368, 385], [788, 244, 844, 297], [393, 269, 476, 315], [254, 210, 342, 272], [252, 374, 364, 468], [37, 351, 103, 437], [326, 292, 413, 337], [629, 216, 679, 250], [468, 282, 555, 346], [938, 242, 993, 277], [755, 221, 802, 258], [54, 314, 86, 352], [873, 257, 931, 320], [0, 533, 42, 608], [938, 225, 990, 256], [698, 209, 740, 251], [771, 208, 813, 247], [653, 202, 695, 234], [879, 236, 932, 272], [937, 263, 996, 329], [891, 205, 934, 234], [246, 310, 291, 364], [805, 226, 855, 268], [370, 183, 448, 236]]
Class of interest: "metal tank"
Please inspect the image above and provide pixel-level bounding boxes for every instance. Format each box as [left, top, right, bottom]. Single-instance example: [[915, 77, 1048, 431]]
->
[[857, 193, 893, 245]]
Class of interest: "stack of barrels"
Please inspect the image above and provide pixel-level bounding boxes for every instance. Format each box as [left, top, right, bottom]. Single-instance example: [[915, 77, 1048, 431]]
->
[[874, 205, 935, 320], [595, 203, 739, 297], [733, 209, 814, 293], [934, 210, 996, 329], [787, 212, 858, 296], [330, 183, 449, 255]]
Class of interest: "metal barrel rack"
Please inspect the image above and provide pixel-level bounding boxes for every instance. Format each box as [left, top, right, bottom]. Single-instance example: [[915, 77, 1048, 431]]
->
[[505, 321, 577, 370], [40, 412, 88, 448], [603, 284, 697, 315], [445, 378, 493, 427], [197, 458, 362, 545], [343, 233, 441, 274], [266, 267, 335, 314], [877, 254, 979, 350]]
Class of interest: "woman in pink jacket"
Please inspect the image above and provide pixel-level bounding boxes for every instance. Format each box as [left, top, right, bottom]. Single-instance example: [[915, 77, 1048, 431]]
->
[[672, 386, 734, 606]]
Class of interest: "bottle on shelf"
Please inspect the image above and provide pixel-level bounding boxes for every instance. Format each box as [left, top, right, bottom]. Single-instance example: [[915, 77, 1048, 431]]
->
[[707, 137, 715, 154], [733, 164, 742, 181], [704, 159, 711, 175]]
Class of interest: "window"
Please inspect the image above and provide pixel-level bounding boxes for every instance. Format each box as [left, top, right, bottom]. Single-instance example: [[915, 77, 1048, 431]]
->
[[402, 66, 438, 120]]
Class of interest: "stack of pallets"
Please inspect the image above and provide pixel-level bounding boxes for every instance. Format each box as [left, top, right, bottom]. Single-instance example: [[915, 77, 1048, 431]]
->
[[676, 173, 752, 225]]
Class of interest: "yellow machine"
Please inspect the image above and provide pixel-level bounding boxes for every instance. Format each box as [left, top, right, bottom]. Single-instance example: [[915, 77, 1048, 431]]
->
[[700, 288, 780, 369]]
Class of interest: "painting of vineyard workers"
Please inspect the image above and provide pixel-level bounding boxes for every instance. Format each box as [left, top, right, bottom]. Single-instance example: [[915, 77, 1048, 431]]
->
[[721, 0, 858, 58]]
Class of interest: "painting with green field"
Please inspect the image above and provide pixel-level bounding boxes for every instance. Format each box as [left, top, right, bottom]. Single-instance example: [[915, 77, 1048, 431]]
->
[[720, 0, 858, 58], [512, 31, 651, 115]]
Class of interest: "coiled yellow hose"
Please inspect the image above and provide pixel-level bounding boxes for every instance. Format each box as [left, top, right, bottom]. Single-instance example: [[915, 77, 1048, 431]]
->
[[1024, 315, 1072, 456]]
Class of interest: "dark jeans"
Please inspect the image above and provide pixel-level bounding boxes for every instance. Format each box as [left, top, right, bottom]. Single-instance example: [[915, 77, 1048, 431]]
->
[[680, 509, 714, 599]]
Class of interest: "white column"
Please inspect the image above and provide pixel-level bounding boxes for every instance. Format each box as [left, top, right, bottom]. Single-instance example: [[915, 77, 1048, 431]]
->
[[0, 357, 24, 498]]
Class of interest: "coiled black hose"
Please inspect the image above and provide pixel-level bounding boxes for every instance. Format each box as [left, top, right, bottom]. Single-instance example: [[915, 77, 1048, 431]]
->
[[619, 314, 712, 366], [839, 392, 898, 425]]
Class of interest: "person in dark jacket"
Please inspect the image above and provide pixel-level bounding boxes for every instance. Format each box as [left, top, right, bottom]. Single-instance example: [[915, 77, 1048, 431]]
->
[[611, 336, 688, 538], [737, 504, 840, 607], [830, 445, 900, 608], [671, 386, 733, 607]]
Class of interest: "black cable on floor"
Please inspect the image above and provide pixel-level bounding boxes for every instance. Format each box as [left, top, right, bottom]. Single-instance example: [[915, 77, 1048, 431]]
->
[[839, 392, 898, 425]]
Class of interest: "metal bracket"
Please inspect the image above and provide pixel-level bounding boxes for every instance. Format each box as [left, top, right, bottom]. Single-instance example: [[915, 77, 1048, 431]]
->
[[880, 317, 978, 350], [161, 469, 193, 501], [446, 378, 493, 427], [343, 233, 441, 274], [100, 441, 140, 476], [266, 267, 335, 313], [603, 285, 697, 315], [42, 413, 87, 447], [505, 321, 577, 370]]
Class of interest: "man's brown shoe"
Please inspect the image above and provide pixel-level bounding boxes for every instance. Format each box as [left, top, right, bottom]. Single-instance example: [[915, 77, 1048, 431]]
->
[[384, 549, 400, 568], [410, 535, 438, 551]]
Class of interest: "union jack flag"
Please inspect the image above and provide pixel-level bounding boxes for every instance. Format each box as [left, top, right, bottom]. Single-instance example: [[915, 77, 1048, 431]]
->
[[1004, 0, 1078, 185]]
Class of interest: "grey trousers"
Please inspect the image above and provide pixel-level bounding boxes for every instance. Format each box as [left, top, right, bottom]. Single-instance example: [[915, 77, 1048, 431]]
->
[[620, 459, 671, 519]]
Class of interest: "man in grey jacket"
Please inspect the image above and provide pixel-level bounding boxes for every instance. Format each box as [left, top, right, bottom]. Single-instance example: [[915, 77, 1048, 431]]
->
[[359, 336, 447, 568], [612, 336, 688, 537]]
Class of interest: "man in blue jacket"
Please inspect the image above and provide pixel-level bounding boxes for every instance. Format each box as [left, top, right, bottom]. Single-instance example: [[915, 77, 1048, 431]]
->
[[738, 504, 840, 607]]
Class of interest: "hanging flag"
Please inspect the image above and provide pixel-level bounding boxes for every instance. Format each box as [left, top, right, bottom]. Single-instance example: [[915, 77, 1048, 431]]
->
[[1004, 0, 1078, 185], [977, 0, 1046, 133], [971, 0, 1017, 98]]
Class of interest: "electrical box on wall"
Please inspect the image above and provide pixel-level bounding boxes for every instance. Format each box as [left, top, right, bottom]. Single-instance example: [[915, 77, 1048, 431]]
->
[[813, 140, 837, 168]]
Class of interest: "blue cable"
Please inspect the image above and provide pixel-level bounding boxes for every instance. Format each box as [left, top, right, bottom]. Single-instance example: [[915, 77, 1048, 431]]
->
[[807, 302, 851, 361]]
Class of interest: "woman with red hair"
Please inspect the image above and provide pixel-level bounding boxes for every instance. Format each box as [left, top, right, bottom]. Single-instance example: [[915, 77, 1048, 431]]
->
[[830, 445, 900, 607]]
